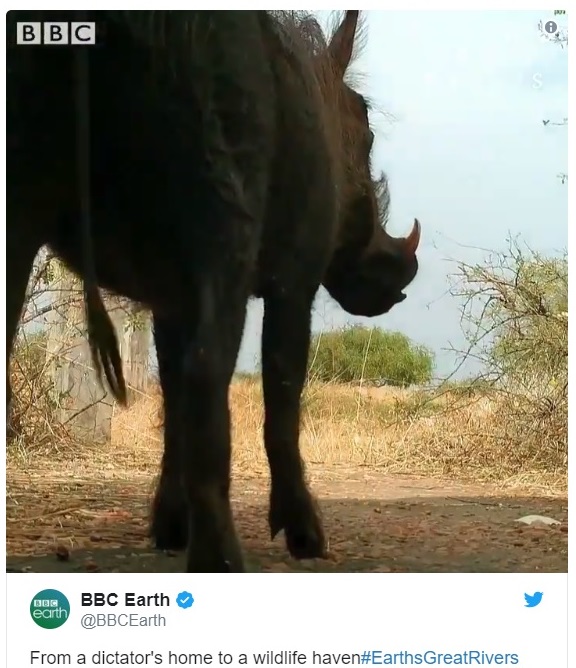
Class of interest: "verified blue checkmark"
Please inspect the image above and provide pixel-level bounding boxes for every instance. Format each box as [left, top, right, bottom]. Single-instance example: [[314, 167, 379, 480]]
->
[[176, 591, 194, 609]]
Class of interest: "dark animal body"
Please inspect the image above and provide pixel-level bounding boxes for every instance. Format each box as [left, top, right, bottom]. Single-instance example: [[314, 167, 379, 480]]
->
[[6, 10, 420, 571]]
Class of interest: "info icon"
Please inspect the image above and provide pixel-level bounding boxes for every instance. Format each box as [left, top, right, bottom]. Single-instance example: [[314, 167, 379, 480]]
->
[[30, 589, 70, 629], [544, 20, 558, 34]]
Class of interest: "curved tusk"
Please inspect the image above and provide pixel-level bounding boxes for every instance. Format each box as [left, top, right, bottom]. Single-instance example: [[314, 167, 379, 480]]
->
[[405, 218, 421, 255]]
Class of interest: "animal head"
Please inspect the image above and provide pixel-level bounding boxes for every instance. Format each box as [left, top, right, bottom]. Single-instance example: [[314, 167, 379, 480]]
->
[[318, 11, 421, 316], [323, 218, 420, 316]]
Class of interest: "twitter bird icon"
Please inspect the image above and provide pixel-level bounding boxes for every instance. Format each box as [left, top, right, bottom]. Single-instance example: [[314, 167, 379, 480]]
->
[[524, 592, 543, 608]]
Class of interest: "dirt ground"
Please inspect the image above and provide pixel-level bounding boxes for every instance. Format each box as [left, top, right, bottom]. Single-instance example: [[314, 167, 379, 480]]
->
[[6, 464, 567, 573]]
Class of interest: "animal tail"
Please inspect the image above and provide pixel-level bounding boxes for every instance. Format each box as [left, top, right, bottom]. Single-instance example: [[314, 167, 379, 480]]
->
[[74, 24, 127, 406], [84, 288, 127, 406]]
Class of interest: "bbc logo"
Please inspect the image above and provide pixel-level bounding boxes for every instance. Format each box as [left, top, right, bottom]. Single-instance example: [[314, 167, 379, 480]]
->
[[16, 22, 96, 45]]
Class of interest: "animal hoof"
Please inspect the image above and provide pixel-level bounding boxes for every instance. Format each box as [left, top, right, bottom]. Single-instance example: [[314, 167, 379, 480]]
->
[[285, 524, 328, 560], [269, 489, 327, 560], [150, 486, 188, 550], [150, 515, 187, 551]]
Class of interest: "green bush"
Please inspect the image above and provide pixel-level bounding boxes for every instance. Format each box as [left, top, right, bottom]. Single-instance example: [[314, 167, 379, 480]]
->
[[308, 325, 434, 386], [453, 244, 567, 473], [489, 256, 567, 383]]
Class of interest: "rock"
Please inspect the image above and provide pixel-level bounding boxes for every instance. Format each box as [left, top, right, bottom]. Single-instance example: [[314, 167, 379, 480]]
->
[[55, 545, 70, 561], [515, 515, 560, 527], [85, 559, 100, 571]]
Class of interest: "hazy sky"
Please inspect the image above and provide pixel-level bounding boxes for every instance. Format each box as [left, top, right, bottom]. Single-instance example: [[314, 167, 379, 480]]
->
[[236, 10, 568, 380]]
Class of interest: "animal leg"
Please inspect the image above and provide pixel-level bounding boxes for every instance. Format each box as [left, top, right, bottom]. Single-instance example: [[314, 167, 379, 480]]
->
[[180, 279, 248, 572], [150, 312, 188, 550], [262, 294, 327, 559]]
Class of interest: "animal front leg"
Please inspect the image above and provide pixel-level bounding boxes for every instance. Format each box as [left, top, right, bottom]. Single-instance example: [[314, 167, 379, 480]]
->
[[261, 294, 327, 560]]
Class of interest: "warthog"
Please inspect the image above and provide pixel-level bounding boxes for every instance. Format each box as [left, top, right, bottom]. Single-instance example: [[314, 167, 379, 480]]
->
[[6, 10, 420, 571]]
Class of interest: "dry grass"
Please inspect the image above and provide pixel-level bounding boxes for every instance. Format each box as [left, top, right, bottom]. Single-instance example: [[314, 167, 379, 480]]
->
[[8, 342, 566, 495], [8, 247, 566, 499], [104, 377, 566, 492]]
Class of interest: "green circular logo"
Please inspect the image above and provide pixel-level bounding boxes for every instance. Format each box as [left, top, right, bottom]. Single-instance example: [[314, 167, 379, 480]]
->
[[30, 589, 70, 629]]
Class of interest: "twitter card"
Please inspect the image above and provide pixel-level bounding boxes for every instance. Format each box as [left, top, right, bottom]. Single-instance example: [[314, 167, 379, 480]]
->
[[2, 6, 570, 668]]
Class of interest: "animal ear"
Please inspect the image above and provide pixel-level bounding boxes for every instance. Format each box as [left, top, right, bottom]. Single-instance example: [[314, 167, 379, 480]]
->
[[327, 10, 359, 78]]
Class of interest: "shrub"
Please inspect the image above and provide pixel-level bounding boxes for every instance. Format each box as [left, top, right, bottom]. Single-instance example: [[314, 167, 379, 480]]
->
[[8, 330, 63, 450], [308, 325, 434, 386], [452, 242, 567, 472]]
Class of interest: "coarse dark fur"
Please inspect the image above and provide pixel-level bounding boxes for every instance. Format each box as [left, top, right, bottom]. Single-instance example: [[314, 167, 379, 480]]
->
[[6, 10, 420, 572]]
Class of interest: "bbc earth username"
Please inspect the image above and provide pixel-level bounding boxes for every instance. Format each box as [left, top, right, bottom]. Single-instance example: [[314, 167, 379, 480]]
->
[[29, 650, 521, 666]]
